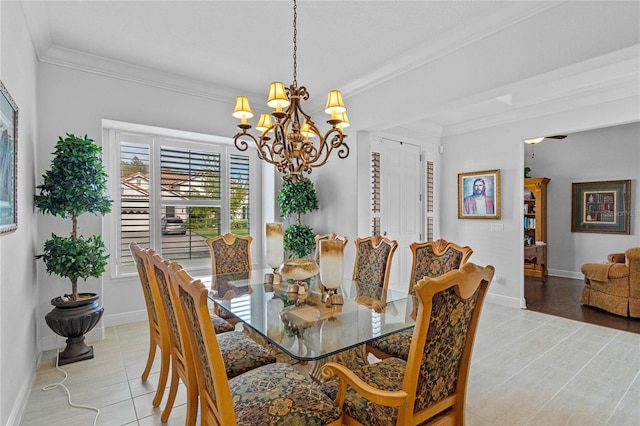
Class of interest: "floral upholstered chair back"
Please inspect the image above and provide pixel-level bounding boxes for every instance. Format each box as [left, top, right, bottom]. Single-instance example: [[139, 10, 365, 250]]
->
[[130, 242, 160, 332], [406, 262, 494, 423], [148, 250, 187, 360], [409, 239, 473, 294], [206, 233, 253, 274], [352, 235, 398, 302]]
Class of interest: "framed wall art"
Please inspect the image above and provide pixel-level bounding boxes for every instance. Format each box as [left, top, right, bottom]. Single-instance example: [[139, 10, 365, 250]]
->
[[571, 179, 630, 234], [458, 169, 501, 219], [0, 80, 18, 234]]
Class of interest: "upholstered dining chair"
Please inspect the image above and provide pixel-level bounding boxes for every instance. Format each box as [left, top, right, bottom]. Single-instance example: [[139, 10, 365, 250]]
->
[[367, 239, 473, 360], [351, 235, 398, 309], [169, 263, 343, 426], [147, 250, 276, 425], [321, 262, 494, 426], [129, 241, 169, 408], [206, 233, 253, 324]]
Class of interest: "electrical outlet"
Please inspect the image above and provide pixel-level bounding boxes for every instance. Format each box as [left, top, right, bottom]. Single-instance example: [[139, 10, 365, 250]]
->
[[490, 223, 504, 232]]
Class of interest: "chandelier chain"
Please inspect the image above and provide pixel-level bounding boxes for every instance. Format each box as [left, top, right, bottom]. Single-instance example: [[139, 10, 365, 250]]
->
[[232, 0, 349, 182], [292, 0, 297, 88]]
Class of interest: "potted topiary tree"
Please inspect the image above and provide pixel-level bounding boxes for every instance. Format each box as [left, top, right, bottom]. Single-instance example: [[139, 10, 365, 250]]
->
[[277, 178, 319, 259], [34, 133, 113, 365]]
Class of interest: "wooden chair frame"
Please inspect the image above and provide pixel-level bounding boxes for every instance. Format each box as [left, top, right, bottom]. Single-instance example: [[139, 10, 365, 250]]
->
[[170, 264, 239, 425], [367, 239, 472, 360], [129, 242, 170, 408], [147, 249, 199, 425], [206, 233, 253, 324], [206, 233, 253, 274], [323, 262, 494, 426], [407, 239, 473, 294], [171, 263, 343, 426]]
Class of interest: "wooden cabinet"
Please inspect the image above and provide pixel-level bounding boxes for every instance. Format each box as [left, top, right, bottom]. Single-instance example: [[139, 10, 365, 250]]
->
[[524, 177, 550, 281]]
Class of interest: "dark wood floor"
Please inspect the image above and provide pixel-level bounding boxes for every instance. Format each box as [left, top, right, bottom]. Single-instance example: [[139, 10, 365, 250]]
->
[[525, 275, 640, 334]]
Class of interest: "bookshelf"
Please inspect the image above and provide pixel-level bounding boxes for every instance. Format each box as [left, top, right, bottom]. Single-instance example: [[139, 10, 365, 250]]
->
[[524, 177, 550, 281]]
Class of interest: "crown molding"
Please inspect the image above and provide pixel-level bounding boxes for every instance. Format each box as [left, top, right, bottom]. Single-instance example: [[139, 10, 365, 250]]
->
[[443, 79, 639, 137], [436, 46, 640, 136], [40, 45, 249, 104], [341, 1, 562, 98]]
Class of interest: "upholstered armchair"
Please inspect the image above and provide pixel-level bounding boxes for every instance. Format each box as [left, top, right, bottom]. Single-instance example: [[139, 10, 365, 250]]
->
[[581, 247, 640, 318]]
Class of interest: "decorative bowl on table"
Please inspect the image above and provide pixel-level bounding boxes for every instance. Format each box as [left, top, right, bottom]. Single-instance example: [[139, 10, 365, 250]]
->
[[278, 259, 319, 293]]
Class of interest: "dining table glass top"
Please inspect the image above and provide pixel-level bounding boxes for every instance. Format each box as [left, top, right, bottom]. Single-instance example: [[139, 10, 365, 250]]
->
[[194, 267, 415, 362]]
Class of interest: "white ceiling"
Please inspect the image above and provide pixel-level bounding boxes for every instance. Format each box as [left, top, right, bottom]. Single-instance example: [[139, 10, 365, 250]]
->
[[20, 0, 640, 136]]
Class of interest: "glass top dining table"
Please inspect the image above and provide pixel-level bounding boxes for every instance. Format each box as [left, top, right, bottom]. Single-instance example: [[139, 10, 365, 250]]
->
[[194, 267, 415, 362]]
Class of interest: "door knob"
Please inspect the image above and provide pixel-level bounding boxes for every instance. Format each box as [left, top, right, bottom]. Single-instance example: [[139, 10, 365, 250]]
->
[[383, 231, 387, 236]]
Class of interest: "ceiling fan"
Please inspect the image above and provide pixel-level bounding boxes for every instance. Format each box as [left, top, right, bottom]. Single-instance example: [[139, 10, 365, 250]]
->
[[524, 135, 568, 158]]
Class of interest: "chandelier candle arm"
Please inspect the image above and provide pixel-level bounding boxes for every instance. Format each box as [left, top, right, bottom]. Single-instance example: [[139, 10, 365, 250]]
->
[[231, 0, 350, 182]]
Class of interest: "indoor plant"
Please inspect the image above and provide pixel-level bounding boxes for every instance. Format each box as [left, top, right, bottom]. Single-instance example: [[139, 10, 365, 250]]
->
[[34, 133, 113, 364], [277, 178, 319, 258]]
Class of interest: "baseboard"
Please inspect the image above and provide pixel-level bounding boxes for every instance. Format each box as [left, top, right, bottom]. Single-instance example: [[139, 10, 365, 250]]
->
[[485, 292, 525, 309], [548, 269, 583, 280], [102, 309, 148, 328], [7, 349, 41, 426]]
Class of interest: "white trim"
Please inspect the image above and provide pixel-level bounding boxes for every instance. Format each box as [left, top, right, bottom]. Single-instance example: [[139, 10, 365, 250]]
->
[[103, 309, 149, 328], [485, 292, 526, 310], [102, 119, 235, 146], [548, 269, 583, 280], [5, 351, 40, 426]]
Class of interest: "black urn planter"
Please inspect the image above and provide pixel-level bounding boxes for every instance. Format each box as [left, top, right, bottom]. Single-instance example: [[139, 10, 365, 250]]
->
[[45, 293, 104, 365]]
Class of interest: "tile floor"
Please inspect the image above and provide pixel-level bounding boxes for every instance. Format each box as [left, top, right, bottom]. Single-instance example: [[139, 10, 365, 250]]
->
[[21, 302, 640, 425]]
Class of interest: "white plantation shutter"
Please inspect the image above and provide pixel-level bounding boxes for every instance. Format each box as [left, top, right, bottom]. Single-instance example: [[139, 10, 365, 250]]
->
[[110, 129, 256, 276]]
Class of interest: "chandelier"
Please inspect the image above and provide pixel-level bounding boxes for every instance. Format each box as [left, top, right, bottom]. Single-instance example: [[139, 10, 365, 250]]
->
[[232, 0, 350, 182]]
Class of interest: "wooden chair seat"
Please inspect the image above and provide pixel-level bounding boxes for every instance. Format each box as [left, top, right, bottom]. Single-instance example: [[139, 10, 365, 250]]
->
[[217, 331, 277, 378], [230, 362, 342, 425], [211, 313, 235, 334], [321, 357, 406, 423]]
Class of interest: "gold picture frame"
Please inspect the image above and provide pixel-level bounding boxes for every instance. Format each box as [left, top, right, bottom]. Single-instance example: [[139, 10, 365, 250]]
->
[[458, 169, 501, 219]]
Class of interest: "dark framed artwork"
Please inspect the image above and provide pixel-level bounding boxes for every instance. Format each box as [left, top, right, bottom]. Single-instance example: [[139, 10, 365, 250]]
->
[[458, 169, 501, 219], [0, 80, 18, 234], [571, 180, 630, 234]]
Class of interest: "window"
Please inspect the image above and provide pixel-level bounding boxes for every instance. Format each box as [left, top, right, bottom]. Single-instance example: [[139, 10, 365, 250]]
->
[[106, 124, 257, 277]]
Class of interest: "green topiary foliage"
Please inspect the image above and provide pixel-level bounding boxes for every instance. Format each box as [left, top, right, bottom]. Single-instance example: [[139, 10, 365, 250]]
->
[[277, 179, 319, 225], [33, 134, 112, 218], [37, 234, 109, 285], [278, 178, 319, 258], [34, 133, 113, 301], [284, 224, 316, 259]]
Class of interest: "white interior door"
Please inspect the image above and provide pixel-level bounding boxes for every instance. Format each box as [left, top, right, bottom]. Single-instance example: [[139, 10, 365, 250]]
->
[[380, 140, 422, 293]]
